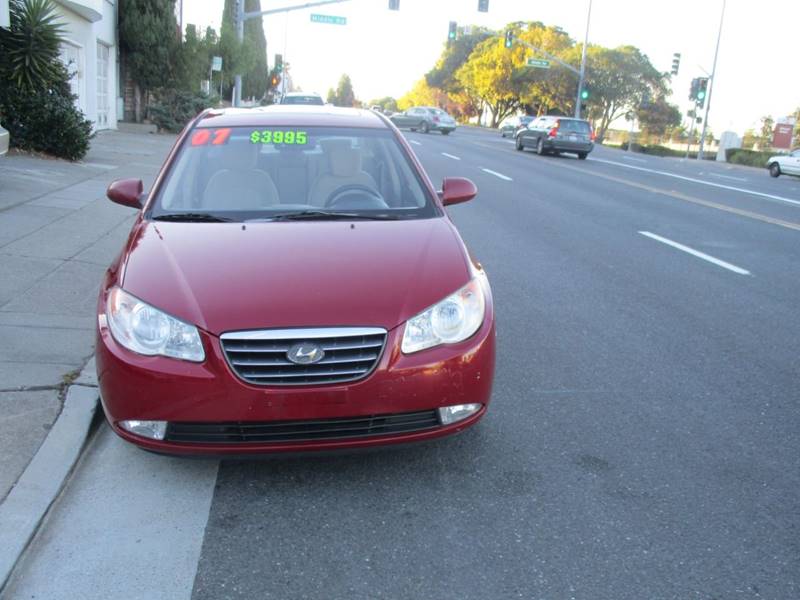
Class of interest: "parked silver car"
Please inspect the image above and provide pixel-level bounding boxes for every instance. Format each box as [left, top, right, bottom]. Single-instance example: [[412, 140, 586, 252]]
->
[[515, 115, 594, 159], [390, 107, 456, 135], [500, 115, 534, 137], [0, 125, 9, 157]]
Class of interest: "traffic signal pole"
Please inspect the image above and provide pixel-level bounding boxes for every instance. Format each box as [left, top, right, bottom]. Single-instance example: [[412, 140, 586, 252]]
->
[[574, 0, 592, 119], [697, 0, 726, 160], [233, 0, 352, 106]]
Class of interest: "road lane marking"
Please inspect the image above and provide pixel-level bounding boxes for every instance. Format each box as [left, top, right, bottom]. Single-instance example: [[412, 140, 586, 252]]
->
[[590, 157, 800, 206], [622, 155, 648, 163], [481, 168, 513, 181], [409, 140, 422, 146], [708, 172, 748, 182], [639, 231, 751, 275], [441, 152, 461, 160]]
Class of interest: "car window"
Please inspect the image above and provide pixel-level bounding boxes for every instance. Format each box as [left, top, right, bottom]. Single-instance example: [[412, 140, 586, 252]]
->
[[152, 126, 438, 220], [559, 120, 591, 133], [520, 116, 534, 125], [792, 150, 800, 157], [430, 109, 447, 116]]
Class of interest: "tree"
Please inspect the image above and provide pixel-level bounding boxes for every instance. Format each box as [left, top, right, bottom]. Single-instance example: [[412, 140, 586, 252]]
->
[[398, 78, 444, 110], [758, 115, 774, 149], [741, 128, 757, 149], [218, 0, 258, 100], [637, 97, 681, 139], [119, 0, 182, 122], [242, 0, 267, 99], [582, 45, 665, 141], [328, 74, 356, 107], [455, 35, 521, 127], [793, 107, 800, 147]]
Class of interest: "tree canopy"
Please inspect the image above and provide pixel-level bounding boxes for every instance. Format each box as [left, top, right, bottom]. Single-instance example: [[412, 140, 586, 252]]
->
[[328, 74, 356, 107]]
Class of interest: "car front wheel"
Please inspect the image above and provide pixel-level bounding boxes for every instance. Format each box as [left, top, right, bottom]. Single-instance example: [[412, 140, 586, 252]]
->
[[515, 135, 524, 151], [420, 121, 430, 134], [769, 163, 781, 177]]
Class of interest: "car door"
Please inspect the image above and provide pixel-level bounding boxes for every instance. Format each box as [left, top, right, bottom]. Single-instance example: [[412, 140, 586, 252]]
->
[[523, 117, 545, 146], [789, 149, 800, 175], [392, 109, 412, 127]]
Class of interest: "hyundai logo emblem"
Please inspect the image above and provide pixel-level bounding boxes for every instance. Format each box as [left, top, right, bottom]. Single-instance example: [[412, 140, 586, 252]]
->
[[287, 342, 325, 365]]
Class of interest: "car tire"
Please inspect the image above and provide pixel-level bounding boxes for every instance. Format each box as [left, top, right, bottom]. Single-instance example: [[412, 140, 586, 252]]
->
[[515, 135, 524, 151], [441, 130, 450, 135], [577, 152, 588, 160], [769, 163, 781, 177], [501, 131, 507, 138], [536, 137, 545, 155], [409, 127, 417, 132], [420, 121, 430, 134]]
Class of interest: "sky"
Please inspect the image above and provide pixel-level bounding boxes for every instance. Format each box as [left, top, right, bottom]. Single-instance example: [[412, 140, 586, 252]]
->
[[182, 0, 798, 136]]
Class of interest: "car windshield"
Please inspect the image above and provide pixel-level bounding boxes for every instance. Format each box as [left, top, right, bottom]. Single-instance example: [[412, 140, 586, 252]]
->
[[281, 95, 324, 105], [150, 126, 438, 221]]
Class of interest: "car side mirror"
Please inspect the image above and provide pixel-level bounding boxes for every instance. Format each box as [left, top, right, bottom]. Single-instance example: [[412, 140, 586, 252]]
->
[[107, 178, 145, 209], [439, 177, 477, 207]]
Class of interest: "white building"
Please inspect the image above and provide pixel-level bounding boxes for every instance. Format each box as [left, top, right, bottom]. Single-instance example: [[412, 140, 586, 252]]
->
[[54, 0, 118, 130]]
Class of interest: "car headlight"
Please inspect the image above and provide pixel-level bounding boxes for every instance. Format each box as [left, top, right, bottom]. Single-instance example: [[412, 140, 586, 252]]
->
[[401, 278, 486, 354], [106, 287, 205, 362]]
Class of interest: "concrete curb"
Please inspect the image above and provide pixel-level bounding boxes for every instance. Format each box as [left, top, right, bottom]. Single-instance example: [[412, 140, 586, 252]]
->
[[0, 361, 99, 592]]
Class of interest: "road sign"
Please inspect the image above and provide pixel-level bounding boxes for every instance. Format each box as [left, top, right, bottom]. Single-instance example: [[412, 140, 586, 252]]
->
[[211, 56, 222, 72], [526, 58, 550, 69], [310, 14, 346, 25]]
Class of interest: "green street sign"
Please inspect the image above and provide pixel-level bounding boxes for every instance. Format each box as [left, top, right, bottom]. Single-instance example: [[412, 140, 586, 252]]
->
[[526, 58, 550, 69], [310, 13, 347, 25]]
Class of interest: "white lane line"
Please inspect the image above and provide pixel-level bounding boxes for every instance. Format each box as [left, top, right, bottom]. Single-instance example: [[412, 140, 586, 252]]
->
[[622, 155, 648, 163], [708, 172, 748, 182], [481, 168, 513, 181], [409, 140, 422, 146], [591, 158, 800, 207], [639, 231, 751, 275], [441, 152, 461, 161]]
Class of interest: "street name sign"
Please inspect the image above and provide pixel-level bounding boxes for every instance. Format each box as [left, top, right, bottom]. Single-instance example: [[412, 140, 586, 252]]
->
[[527, 58, 550, 69], [211, 56, 222, 72], [310, 14, 347, 25]]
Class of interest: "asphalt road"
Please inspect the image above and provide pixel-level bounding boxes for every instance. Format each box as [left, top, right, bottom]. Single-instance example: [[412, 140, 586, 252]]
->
[[5, 127, 800, 600]]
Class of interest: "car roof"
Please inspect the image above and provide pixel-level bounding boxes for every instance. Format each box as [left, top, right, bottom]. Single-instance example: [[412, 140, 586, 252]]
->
[[195, 105, 387, 129], [283, 92, 321, 97]]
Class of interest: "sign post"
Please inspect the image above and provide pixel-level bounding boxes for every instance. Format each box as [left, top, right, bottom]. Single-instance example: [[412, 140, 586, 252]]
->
[[772, 119, 795, 150]]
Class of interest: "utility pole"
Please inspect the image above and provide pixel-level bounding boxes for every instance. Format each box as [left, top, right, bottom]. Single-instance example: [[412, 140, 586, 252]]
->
[[574, 0, 593, 119], [697, 0, 726, 159]]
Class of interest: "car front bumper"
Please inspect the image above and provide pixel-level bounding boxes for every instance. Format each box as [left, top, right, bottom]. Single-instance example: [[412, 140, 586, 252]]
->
[[96, 293, 495, 455]]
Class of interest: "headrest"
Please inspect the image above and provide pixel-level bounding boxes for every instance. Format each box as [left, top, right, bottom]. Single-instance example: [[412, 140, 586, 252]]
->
[[321, 139, 361, 177]]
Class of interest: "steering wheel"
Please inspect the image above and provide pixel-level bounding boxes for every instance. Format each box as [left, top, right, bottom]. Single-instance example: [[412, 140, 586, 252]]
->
[[324, 184, 387, 210]]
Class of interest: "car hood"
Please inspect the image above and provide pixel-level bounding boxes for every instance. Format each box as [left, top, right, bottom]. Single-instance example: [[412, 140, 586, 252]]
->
[[119, 218, 471, 336]]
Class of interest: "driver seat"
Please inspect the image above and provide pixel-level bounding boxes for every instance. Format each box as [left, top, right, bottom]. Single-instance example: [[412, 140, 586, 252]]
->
[[308, 140, 377, 207]]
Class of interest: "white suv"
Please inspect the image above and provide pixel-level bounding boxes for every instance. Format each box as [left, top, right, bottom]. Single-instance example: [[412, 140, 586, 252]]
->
[[767, 148, 800, 177]]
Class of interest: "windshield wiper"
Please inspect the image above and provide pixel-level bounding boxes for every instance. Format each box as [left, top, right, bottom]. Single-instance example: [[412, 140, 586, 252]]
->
[[249, 210, 402, 222], [152, 212, 234, 223]]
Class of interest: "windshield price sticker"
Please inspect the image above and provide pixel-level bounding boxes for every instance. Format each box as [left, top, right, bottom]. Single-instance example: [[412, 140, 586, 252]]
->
[[250, 130, 308, 145]]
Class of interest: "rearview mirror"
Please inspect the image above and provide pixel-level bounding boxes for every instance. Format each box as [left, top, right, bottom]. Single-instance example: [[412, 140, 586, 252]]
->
[[107, 178, 144, 209], [439, 177, 477, 206]]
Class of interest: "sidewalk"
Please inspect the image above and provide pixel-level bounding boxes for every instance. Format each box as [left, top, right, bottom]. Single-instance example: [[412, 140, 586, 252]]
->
[[0, 129, 176, 504]]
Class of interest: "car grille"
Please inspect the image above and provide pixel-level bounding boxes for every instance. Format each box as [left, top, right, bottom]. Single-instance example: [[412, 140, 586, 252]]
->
[[220, 327, 387, 386], [164, 410, 441, 444]]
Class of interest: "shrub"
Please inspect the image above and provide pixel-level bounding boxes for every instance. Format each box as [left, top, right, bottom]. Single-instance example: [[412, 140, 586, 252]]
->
[[148, 89, 215, 133], [725, 148, 775, 168], [0, 83, 94, 161]]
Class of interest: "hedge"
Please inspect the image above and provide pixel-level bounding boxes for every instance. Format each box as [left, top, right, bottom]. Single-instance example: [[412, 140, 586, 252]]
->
[[617, 141, 716, 160], [148, 89, 215, 133], [725, 148, 776, 168]]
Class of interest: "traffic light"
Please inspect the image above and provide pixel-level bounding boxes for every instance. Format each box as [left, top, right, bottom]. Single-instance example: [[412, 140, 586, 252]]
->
[[504, 29, 513, 48], [696, 77, 708, 107], [448, 21, 457, 42], [388, 0, 399, 10], [478, 0, 489, 12], [689, 77, 698, 101], [671, 52, 681, 76], [580, 88, 589, 101], [270, 74, 281, 88], [275, 54, 283, 73]]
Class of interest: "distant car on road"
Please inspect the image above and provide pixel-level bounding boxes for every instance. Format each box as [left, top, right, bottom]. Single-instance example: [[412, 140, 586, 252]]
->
[[0, 125, 9, 157], [515, 115, 594, 159], [370, 105, 384, 113], [766, 149, 800, 177], [390, 107, 457, 135], [499, 115, 534, 138], [280, 92, 324, 106]]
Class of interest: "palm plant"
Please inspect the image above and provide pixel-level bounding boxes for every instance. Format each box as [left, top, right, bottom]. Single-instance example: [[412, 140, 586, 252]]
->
[[0, 0, 67, 91]]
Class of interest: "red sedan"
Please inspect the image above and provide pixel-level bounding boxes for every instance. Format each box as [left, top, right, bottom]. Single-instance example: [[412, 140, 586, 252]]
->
[[96, 106, 495, 454]]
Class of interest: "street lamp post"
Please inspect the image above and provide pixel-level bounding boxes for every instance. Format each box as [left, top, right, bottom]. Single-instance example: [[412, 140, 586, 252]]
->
[[697, 0, 726, 160]]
